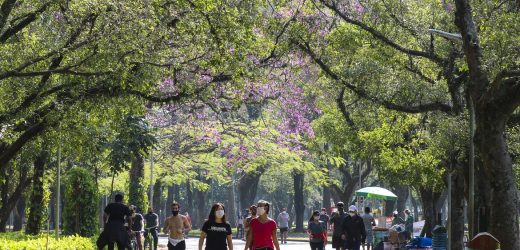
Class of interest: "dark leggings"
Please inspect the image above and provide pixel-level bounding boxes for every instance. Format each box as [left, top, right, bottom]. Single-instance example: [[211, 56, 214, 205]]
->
[[310, 241, 325, 250]]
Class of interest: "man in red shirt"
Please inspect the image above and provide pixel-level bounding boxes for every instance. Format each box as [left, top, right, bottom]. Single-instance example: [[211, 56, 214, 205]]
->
[[244, 200, 280, 250]]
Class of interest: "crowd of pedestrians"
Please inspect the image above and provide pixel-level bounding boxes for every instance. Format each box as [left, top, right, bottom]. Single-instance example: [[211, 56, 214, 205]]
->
[[96, 193, 412, 250]]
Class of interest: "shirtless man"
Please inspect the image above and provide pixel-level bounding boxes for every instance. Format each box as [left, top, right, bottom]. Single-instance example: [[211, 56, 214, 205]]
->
[[163, 202, 191, 250]]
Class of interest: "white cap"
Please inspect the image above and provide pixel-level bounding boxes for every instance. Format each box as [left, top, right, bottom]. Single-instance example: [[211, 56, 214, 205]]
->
[[348, 205, 357, 212]]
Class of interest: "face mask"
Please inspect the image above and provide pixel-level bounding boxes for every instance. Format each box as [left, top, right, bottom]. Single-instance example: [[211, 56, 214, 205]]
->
[[172, 210, 179, 216], [320, 211, 325, 215], [256, 207, 265, 215], [216, 210, 225, 219], [313, 216, 319, 220], [349, 212, 355, 217]]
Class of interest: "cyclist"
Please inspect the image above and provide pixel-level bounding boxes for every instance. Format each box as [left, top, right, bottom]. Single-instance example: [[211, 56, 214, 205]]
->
[[130, 205, 145, 250], [97, 193, 133, 250], [144, 207, 159, 250]]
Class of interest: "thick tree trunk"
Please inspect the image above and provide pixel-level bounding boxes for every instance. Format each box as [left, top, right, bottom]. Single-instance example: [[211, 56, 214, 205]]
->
[[26, 152, 47, 235], [475, 114, 520, 249], [418, 187, 441, 237], [393, 186, 409, 214], [185, 182, 193, 222], [0, 163, 30, 232], [13, 197, 25, 231], [323, 186, 331, 209], [227, 183, 236, 226], [450, 166, 465, 250], [129, 153, 147, 213], [152, 179, 161, 212], [238, 173, 262, 209], [195, 187, 206, 229], [293, 171, 304, 232], [409, 191, 419, 222]]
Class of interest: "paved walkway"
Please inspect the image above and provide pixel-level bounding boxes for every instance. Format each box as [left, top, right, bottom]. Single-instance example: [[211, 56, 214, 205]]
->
[[157, 237, 334, 250]]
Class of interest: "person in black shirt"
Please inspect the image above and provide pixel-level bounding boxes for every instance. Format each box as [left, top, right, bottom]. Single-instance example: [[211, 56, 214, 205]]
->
[[97, 194, 133, 250], [198, 203, 233, 250], [143, 207, 159, 250], [341, 205, 366, 250], [130, 205, 145, 250]]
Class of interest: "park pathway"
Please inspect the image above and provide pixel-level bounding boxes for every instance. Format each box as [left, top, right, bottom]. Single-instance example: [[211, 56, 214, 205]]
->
[[156, 237, 334, 250]]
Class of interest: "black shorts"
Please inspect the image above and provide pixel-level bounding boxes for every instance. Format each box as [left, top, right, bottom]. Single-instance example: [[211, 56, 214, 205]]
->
[[279, 227, 288, 233], [332, 235, 345, 248]]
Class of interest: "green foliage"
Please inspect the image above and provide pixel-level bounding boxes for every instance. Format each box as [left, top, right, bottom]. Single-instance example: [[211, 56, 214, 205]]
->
[[109, 115, 156, 173], [63, 168, 99, 237], [0, 232, 96, 250]]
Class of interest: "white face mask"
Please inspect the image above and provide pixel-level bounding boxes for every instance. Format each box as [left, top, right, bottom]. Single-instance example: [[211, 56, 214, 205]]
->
[[349, 212, 356, 217], [313, 216, 319, 220], [216, 210, 225, 219], [257, 207, 265, 215]]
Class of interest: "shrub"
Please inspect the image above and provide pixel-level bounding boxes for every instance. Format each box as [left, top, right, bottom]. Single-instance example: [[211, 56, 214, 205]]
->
[[0, 232, 96, 249], [63, 167, 99, 237]]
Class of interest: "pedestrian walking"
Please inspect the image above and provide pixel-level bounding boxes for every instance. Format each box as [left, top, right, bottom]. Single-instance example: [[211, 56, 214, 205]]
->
[[360, 207, 375, 250], [319, 208, 330, 230], [341, 205, 366, 250], [243, 205, 257, 242], [276, 207, 290, 244], [307, 210, 327, 250], [404, 209, 413, 239], [244, 200, 280, 250], [331, 202, 347, 250], [96, 193, 133, 250], [198, 203, 233, 250], [236, 211, 244, 239]]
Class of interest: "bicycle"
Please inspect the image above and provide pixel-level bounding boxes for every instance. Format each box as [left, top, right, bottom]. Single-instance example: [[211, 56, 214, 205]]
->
[[143, 227, 157, 250], [130, 230, 143, 250]]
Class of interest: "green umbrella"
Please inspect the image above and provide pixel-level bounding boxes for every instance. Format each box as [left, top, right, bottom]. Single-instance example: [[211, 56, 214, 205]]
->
[[355, 187, 398, 201]]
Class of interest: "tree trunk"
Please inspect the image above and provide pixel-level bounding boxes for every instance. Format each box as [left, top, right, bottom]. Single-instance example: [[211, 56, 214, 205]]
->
[[152, 179, 162, 212], [227, 182, 236, 226], [474, 113, 520, 249], [13, 196, 25, 231], [323, 186, 331, 209], [418, 187, 441, 237], [185, 183, 193, 223], [26, 152, 47, 235], [454, 0, 520, 248], [129, 153, 147, 213], [293, 171, 304, 232], [450, 166, 465, 250], [0, 164, 30, 232], [393, 186, 409, 215], [238, 173, 262, 209], [409, 191, 419, 222], [195, 187, 206, 229]]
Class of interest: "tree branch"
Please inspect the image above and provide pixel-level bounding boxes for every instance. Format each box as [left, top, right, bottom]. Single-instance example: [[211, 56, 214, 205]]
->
[[454, 0, 489, 95], [0, 1, 54, 43], [0, 0, 17, 31], [335, 87, 355, 127], [0, 119, 48, 168], [318, 0, 444, 64], [296, 40, 453, 114]]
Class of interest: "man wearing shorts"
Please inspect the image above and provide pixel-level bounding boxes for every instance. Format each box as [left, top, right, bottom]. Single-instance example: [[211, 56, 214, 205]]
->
[[276, 208, 289, 244], [361, 207, 375, 250], [163, 202, 191, 250]]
